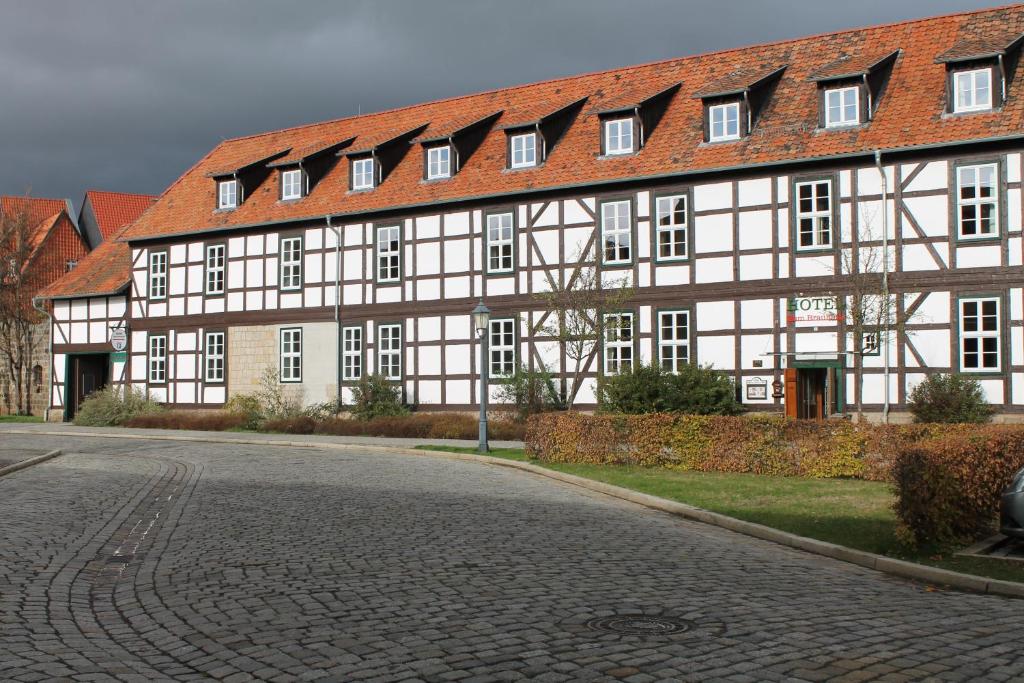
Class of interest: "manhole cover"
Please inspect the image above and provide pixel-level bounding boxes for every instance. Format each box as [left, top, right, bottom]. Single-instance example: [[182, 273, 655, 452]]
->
[[584, 615, 692, 636]]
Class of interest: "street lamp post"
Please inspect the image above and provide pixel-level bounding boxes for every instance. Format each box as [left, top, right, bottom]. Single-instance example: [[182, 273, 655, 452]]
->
[[472, 299, 491, 454]]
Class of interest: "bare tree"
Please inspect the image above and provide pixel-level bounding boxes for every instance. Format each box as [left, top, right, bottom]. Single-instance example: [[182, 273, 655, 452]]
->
[[0, 200, 44, 415], [532, 245, 633, 408]]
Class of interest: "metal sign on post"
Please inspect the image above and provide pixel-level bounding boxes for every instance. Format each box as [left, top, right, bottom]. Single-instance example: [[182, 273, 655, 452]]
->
[[110, 326, 128, 352]]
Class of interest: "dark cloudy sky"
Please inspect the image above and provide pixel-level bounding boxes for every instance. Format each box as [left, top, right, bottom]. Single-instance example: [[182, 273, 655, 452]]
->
[[0, 0, 998, 207]]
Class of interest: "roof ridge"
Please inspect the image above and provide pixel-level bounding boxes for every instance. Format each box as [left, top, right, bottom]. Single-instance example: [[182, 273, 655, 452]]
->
[[217, 2, 1024, 146], [85, 189, 158, 198]]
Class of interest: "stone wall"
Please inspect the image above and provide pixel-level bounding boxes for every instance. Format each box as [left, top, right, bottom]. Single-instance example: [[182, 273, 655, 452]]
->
[[226, 322, 337, 406], [0, 320, 50, 417]]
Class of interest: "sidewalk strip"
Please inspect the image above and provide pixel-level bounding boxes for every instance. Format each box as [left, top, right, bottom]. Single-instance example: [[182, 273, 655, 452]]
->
[[0, 449, 63, 478]]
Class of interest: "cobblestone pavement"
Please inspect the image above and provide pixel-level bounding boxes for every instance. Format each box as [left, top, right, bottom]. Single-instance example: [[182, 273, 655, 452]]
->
[[1, 434, 1022, 682]]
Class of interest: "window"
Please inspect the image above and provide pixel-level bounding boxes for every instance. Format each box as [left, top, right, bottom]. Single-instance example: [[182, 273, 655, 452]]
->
[[655, 194, 688, 260], [953, 68, 992, 113], [603, 313, 634, 375], [795, 180, 832, 250], [352, 157, 375, 190], [279, 236, 302, 290], [281, 169, 303, 200], [376, 225, 401, 283], [205, 244, 225, 295], [489, 319, 516, 378], [378, 324, 402, 380], [824, 86, 860, 127], [218, 179, 238, 209], [709, 102, 741, 141], [204, 332, 225, 383], [427, 146, 451, 179], [342, 326, 363, 381], [604, 118, 634, 155], [510, 132, 537, 168], [148, 335, 166, 383], [601, 200, 632, 265], [148, 251, 167, 300], [486, 212, 514, 273], [65, 260, 77, 272], [960, 298, 1000, 372], [658, 311, 690, 372], [280, 328, 302, 382], [957, 163, 999, 239]]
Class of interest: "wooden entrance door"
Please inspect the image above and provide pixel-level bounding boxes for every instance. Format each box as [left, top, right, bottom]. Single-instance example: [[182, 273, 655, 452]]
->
[[784, 366, 839, 420], [69, 355, 109, 419]]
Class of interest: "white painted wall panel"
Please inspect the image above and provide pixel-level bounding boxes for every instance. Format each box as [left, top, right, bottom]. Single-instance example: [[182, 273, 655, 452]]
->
[[902, 195, 949, 237], [446, 379, 471, 405], [693, 182, 732, 212], [904, 161, 948, 193], [739, 254, 772, 280], [694, 213, 733, 253], [417, 215, 440, 240], [737, 178, 771, 207], [417, 243, 440, 275], [956, 245, 1001, 268], [694, 257, 733, 283], [696, 301, 734, 331], [418, 346, 441, 375], [737, 210, 772, 250], [740, 299, 773, 330], [654, 265, 688, 286], [696, 335, 734, 369], [563, 199, 592, 225]]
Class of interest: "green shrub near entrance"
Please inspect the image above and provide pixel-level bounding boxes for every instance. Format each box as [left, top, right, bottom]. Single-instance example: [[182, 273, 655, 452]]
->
[[908, 373, 995, 424], [74, 386, 163, 426]]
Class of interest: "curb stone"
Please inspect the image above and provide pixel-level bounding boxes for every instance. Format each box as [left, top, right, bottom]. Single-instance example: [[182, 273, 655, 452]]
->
[[0, 449, 62, 478], [5, 427, 1023, 599]]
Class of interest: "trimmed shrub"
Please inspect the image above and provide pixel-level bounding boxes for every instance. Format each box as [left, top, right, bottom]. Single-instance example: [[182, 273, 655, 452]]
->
[[892, 426, 1024, 547], [311, 413, 524, 440], [598, 363, 743, 416], [494, 365, 565, 422], [123, 411, 247, 431], [908, 373, 995, 424], [349, 374, 409, 421], [224, 368, 302, 430], [74, 386, 164, 427]]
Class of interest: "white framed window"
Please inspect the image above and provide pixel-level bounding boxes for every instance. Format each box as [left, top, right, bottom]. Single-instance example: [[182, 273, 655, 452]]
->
[[204, 331, 225, 383], [205, 244, 225, 295], [957, 163, 999, 239], [601, 200, 632, 265], [489, 319, 516, 378], [510, 132, 537, 168], [604, 118, 634, 155], [376, 225, 401, 283], [217, 179, 238, 209], [709, 102, 741, 141], [377, 324, 402, 380], [795, 180, 833, 250], [279, 236, 302, 291], [427, 146, 451, 179], [824, 86, 860, 127], [148, 335, 166, 383], [960, 297, 1000, 372], [148, 251, 167, 300], [281, 169, 303, 200], [486, 212, 514, 273], [280, 328, 302, 382], [658, 310, 690, 373], [342, 326, 362, 381], [351, 157, 375, 190], [655, 194, 688, 260], [953, 68, 993, 113], [603, 313, 634, 375]]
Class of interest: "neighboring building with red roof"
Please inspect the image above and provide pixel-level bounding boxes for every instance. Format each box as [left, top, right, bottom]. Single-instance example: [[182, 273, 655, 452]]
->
[[78, 190, 157, 248], [36, 5, 1024, 420]]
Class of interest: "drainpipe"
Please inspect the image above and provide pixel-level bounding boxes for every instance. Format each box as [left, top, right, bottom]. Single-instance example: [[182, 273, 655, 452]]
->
[[32, 296, 52, 422], [874, 150, 891, 424], [327, 215, 341, 409]]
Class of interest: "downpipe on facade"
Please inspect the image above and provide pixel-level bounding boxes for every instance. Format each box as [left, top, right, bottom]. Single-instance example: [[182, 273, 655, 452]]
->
[[327, 215, 342, 408], [874, 150, 891, 424]]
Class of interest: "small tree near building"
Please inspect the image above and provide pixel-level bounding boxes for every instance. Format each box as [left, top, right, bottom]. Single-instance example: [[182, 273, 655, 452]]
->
[[0, 200, 44, 415]]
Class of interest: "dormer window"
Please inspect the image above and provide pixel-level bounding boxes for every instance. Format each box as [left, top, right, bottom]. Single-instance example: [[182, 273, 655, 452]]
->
[[280, 169, 305, 201], [217, 179, 238, 209], [351, 157, 376, 190], [426, 145, 451, 180], [953, 68, 993, 113], [603, 118, 634, 155], [708, 102, 741, 141], [824, 86, 860, 127], [510, 132, 537, 168]]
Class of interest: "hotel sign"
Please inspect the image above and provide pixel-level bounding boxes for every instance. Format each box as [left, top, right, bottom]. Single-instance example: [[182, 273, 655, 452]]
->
[[787, 296, 844, 324]]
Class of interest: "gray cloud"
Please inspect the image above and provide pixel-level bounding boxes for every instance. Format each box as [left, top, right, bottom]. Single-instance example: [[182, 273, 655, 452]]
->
[[0, 0, 996, 206]]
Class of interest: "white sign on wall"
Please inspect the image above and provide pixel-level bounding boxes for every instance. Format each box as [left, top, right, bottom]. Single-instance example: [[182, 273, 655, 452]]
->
[[110, 326, 128, 352]]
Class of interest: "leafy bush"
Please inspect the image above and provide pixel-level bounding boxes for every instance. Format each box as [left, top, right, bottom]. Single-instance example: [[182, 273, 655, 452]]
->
[[908, 373, 994, 424], [892, 426, 1024, 546], [74, 386, 164, 426], [123, 411, 248, 431], [349, 374, 409, 420], [494, 365, 565, 422], [598, 363, 743, 416], [224, 368, 302, 430], [263, 412, 524, 440]]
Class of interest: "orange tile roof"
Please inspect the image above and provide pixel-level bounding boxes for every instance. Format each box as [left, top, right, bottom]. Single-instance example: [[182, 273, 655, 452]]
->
[[2, 196, 91, 294], [36, 225, 131, 299], [935, 30, 1024, 63], [692, 65, 788, 99], [1, 196, 69, 228], [807, 50, 902, 82], [46, 4, 1024, 299], [84, 190, 157, 241]]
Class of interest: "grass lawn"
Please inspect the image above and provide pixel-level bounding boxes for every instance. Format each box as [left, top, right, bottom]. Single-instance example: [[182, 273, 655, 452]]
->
[[0, 415, 43, 423], [417, 445, 1024, 585]]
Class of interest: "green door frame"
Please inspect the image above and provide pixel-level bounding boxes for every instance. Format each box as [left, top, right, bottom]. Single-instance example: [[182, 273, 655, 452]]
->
[[787, 358, 845, 415]]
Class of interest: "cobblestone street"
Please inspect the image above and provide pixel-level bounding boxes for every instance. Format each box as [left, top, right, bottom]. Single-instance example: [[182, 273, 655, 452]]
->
[[1, 433, 1022, 682]]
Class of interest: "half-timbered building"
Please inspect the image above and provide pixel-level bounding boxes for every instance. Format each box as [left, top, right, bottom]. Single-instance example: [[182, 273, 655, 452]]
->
[[38, 5, 1024, 421]]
